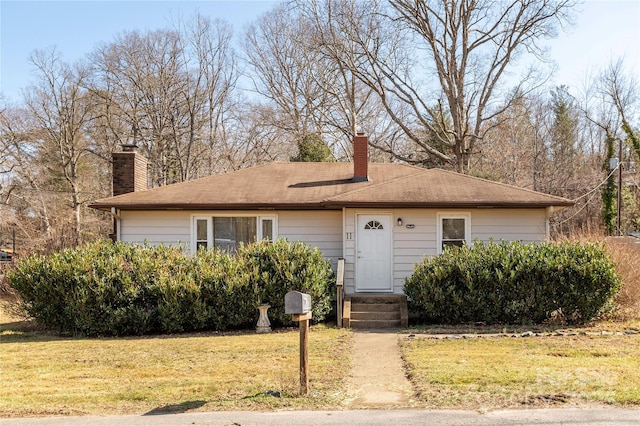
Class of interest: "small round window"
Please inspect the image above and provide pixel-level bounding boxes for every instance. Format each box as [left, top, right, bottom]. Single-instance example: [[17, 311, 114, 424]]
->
[[364, 220, 384, 230]]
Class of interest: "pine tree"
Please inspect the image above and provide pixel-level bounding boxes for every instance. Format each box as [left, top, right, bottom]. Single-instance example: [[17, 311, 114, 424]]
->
[[290, 133, 335, 162], [602, 132, 617, 235]]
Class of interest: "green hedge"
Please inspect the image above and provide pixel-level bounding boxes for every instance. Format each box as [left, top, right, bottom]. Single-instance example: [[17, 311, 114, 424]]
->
[[404, 240, 620, 325], [9, 239, 334, 336], [240, 240, 334, 325]]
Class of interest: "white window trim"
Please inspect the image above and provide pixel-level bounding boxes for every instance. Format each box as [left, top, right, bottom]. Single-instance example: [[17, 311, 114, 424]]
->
[[193, 216, 213, 252], [259, 216, 278, 242], [436, 212, 471, 254], [190, 213, 278, 252]]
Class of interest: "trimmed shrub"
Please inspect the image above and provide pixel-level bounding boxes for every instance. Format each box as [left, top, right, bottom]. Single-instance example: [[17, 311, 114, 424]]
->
[[8, 239, 334, 336], [239, 239, 334, 326], [190, 249, 257, 331], [8, 241, 199, 335], [404, 240, 620, 325]]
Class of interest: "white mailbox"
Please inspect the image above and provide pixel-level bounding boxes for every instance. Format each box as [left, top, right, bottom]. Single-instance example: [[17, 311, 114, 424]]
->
[[285, 291, 312, 314]]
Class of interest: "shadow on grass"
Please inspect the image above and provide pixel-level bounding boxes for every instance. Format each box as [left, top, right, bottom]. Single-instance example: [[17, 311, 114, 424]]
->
[[0, 316, 276, 343], [144, 400, 207, 415]]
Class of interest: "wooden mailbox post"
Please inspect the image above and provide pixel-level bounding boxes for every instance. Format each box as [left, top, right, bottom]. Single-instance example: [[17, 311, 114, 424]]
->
[[285, 291, 312, 395]]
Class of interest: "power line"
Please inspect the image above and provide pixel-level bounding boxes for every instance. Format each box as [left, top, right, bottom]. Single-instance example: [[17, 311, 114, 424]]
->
[[570, 163, 619, 203], [552, 184, 604, 227]]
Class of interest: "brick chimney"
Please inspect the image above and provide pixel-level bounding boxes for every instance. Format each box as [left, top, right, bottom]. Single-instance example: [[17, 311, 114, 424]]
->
[[112, 144, 148, 196], [353, 133, 369, 182]]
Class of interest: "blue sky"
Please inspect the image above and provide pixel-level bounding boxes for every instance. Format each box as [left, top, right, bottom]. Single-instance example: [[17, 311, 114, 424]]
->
[[1, 0, 639, 104]]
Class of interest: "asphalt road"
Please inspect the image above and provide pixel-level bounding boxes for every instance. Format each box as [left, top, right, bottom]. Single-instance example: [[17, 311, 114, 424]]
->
[[2, 409, 639, 426]]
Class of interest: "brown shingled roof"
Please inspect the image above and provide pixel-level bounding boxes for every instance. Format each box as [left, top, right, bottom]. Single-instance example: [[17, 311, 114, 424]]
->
[[89, 162, 573, 211]]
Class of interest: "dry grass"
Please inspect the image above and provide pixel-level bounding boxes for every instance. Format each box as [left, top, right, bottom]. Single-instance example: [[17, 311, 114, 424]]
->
[[0, 323, 352, 418], [402, 334, 640, 410], [605, 238, 640, 320]]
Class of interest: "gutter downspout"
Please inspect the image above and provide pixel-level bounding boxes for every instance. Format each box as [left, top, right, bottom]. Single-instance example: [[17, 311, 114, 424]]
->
[[110, 207, 121, 242], [546, 205, 571, 240]]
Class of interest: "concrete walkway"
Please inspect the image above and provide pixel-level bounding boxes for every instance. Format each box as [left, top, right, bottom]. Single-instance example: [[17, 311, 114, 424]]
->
[[345, 330, 414, 407]]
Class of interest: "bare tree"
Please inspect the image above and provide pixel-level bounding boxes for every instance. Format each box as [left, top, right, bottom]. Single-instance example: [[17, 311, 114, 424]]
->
[[245, 1, 406, 161], [294, 0, 404, 160], [592, 60, 640, 233], [599, 60, 640, 160], [89, 14, 238, 186], [171, 14, 239, 178], [477, 86, 608, 235], [477, 94, 540, 187], [23, 48, 94, 246], [244, 4, 332, 151], [0, 103, 54, 242], [90, 29, 186, 187], [332, 0, 576, 172]]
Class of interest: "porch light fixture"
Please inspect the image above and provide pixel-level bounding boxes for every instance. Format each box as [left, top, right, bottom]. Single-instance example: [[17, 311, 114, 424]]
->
[[397, 218, 403, 226]]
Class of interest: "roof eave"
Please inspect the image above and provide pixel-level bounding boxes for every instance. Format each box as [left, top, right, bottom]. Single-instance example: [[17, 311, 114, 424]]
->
[[90, 200, 574, 211], [322, 201, 575, 209], [88, 202, 341, 211]]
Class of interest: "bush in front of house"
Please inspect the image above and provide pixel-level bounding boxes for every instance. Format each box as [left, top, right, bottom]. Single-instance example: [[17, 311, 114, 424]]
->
[[240, 239, 334, 326], [8, 241, 204, 335], [404, 240, 620, 325], [8, 239, 334, 336]]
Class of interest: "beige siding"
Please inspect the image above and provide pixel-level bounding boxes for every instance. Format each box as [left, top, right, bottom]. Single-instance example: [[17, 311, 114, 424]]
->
[[471, 209, 547, 243], [391, 209, 438, 293], [277, 210, 343, 266], [119, 210, 190, 246], [343, 209, 357, 294]]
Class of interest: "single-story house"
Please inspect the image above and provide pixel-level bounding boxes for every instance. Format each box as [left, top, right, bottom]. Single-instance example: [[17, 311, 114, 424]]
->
[[90, 134, 573, 327]]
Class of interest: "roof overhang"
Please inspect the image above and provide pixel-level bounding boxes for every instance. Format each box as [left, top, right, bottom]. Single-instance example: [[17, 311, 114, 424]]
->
[[90, 200, 574, 212]]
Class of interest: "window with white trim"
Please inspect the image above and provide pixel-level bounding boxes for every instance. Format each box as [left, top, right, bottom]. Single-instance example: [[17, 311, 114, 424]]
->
[[195, 219, 209, 250], [437, 213, 471, 253], [193, 215, 277, 252]]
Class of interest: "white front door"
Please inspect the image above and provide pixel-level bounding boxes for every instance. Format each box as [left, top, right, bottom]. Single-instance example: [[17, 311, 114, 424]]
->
[[356, 214, 392, 292]]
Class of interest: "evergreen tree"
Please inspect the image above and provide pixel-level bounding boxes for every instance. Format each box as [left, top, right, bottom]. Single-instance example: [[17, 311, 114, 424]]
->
[[550, 86, 578, 166], [602, 132, 617, 235], [290, 133, 335, 162]]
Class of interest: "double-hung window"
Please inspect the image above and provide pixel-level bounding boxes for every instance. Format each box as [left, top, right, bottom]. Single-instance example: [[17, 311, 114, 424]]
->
[[437, 213, 470, 253], [193, 215, 277, 252]]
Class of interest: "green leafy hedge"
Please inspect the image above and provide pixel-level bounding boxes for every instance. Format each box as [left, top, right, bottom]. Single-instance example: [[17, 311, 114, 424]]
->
[[9, 239, 334, 336], [404, 240, 620, 325]]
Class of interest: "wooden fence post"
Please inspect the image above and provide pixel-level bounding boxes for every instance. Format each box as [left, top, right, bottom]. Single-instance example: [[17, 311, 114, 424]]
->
[[293, 312, 312, 395]]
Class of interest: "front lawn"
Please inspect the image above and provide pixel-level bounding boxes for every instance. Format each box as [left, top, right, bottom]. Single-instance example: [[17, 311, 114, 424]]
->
[[0, 325, 352, 417], [402, 332, 640, 410], [3, 294, 640, 417]]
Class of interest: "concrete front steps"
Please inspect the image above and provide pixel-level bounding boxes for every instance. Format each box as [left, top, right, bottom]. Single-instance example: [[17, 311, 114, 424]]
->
[[343, 294, 408, 329]]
